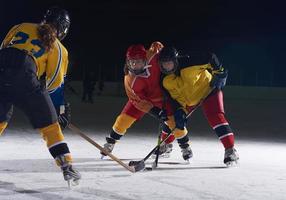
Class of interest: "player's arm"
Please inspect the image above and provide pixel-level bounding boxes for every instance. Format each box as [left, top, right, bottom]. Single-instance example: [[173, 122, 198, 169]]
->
[[123, 75, 153, 113], [209, 53, 228, 90], [46, 42, 70, 129], [162, 76, 188, 129], [1, 24, 21, 49], [146, 41, 164, 62]]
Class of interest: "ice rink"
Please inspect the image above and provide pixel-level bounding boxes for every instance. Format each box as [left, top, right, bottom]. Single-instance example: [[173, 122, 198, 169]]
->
[[0, 87, 286, 200]]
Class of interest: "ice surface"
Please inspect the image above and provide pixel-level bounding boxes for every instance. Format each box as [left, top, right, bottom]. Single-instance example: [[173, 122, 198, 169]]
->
[[0, 131, 285, 200], [1, 92, 285, 200]]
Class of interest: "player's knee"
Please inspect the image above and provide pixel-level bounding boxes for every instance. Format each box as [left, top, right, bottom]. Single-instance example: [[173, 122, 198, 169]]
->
[[39, 122, 64, 147], [207, 112, 227, 127]]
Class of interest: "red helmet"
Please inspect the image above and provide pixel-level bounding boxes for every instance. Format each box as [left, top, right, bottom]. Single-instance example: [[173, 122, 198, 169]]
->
[[126, 44, 147, 60]]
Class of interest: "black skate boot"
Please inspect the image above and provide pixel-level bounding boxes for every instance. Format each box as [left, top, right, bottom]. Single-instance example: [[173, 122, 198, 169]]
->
[[224, 147, 239, 166], [181, 146, 193, 161], [177, 135, 193, 162]]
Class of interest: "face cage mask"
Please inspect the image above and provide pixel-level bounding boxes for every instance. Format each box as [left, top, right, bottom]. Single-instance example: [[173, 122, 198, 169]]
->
[[159, 59, 178, 75], [127, 59, 148, 75], [55, 19, 70, 41], [127, 67, 147, 75]]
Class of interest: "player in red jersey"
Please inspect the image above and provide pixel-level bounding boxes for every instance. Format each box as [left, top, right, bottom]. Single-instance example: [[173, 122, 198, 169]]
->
[[100, 42, 192, 161]]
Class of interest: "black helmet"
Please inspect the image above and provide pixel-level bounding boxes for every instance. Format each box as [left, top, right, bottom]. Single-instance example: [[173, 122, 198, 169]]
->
[[158, 47, 179, 74], [43, 7, 71, 41]]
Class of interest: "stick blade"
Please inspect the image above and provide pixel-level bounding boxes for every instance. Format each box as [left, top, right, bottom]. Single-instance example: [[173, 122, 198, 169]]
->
[[128, 160, 145, 172]]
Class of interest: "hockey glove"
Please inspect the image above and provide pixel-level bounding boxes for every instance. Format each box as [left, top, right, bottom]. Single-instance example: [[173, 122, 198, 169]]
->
[[149, 106, 168, 122], [174, 108, 187, 130], [56, 103, 71, 130], [209, 53, 222, 71], [210, 69, 228, 90]]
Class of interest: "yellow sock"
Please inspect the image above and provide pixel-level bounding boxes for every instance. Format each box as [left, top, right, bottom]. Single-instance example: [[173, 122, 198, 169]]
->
[[112, 113, 136, 135], [39, 122, 64, 147], [0, 122, 8, 136]]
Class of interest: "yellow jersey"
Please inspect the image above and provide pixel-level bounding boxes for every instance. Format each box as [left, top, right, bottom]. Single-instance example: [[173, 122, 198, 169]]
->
[[163, 63, 214, 109], [1, 23, 68, 93]]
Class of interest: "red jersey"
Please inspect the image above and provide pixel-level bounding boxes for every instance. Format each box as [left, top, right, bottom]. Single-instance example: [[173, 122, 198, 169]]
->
[[124, 52, 164, 113]]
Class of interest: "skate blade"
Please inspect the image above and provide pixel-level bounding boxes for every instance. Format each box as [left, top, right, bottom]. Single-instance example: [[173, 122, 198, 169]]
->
[[100, 155, 106, 159], [66, 178, 80, 188], [71, 179, 80, 186], [184, 159, 191, 164], [67, 180, 71, 189], [225, 160, 239, 167], [160, 154, 171, 158], [151, 154, 171, 159]]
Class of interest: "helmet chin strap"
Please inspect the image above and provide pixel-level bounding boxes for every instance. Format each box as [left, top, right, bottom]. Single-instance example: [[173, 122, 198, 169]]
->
[[128, 66, 147, 75]]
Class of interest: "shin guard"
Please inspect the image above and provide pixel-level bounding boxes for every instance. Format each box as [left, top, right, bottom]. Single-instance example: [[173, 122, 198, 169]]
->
[[39, 122, 72, 164], [0, 122, 8, 136]]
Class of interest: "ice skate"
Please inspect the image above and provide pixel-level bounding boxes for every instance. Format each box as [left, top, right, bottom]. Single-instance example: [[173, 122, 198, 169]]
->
[[62, 165, 81, 188], [181, 146, 193, 162], [100, 137, 115, 159], [151, 143, 173, 159], [224, 147, 239, 166], [56, 155, 81, 188]]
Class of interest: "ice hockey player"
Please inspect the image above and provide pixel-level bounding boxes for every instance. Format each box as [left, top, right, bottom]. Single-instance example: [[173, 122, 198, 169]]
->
[[158, 46, 239, 166], [100, 42, 193, 161], [0, 7, 81, 184]]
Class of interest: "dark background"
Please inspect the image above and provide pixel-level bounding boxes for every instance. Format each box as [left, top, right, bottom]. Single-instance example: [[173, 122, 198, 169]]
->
[[1, 0, 285, 86]]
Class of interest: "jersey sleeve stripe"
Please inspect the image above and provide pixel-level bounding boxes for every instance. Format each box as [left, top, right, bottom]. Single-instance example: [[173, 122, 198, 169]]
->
[[47, 42, 62, 90]]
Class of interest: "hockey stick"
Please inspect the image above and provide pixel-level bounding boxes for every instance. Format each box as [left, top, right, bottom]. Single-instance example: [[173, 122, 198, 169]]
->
[[152, 120, 164, 169], [68, 124, 144, 173], [129, 88, 215, 170], [153, 82, 168, 169], [128, 112, 192, 170]]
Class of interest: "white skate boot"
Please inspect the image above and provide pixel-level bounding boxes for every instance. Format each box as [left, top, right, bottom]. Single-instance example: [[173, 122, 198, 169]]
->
[[224, 147, 239, 166], [152, 143, 173, 159], [100, 137, 116, 158]]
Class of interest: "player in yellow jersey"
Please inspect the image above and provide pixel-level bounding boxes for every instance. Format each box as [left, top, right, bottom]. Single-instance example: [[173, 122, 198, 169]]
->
[[158, 46, 239, 166], [0, 7, 81, 185]]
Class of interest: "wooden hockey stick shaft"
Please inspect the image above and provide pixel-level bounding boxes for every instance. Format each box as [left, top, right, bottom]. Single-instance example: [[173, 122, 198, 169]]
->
[[68, 124, 135, 173]]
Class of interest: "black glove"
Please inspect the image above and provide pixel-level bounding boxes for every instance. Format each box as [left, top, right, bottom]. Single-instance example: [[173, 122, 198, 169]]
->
[[55, 103, 71, 130], [149, 106, 168, 122], [209, 53, 222, 70], [174, 108, 187, 130], [210, 69, 228, 90]]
